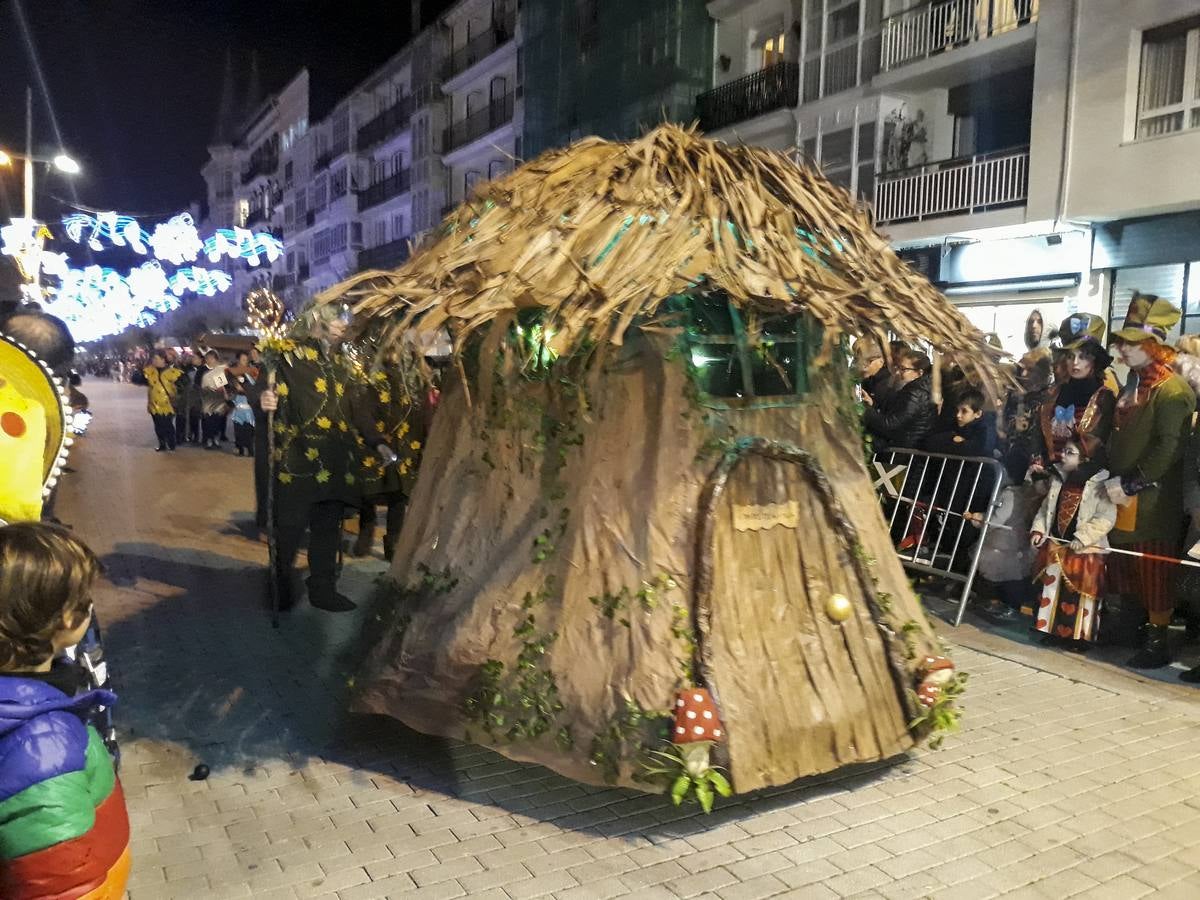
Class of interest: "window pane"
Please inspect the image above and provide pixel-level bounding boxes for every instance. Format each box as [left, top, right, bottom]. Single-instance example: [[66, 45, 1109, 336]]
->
[[1188, 262, 1200, 315], [1139, 33, 1186, 112], [821, 129, 853, 169]]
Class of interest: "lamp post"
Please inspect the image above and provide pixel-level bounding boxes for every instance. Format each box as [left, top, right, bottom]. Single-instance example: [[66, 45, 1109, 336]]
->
[[0, 87, 82, 220]]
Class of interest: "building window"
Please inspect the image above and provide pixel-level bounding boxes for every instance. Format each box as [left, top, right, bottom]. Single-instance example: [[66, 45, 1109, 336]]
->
[[392, 213, 405, 238], [465, 170, 482, 195], [284, 160, 294, 187], [1109, 262, 1200, 339], [351, 221, 363, 248], [331, 167, 348, 199], [332, 109, 350, 157], [330, 223, 348, 254], [488, 160, 506, 180], [376, 220, 387, 246], [678, 293, 811, 402], [758, 29, 787, 68], [313, 228, 332, 264], [1136, 17, 1200, 139], [391, 150, 405, 174], [313, 175, 328, 212], [295, 189, 308, 220]]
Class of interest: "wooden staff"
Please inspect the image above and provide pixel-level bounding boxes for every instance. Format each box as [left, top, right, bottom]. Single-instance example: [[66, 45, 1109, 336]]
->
[[267, 367, 279, 628]]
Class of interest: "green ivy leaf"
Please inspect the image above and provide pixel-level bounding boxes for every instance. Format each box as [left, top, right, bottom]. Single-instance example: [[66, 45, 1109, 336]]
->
[[670, 774, 691, 806], [707, 770, 733, 797]]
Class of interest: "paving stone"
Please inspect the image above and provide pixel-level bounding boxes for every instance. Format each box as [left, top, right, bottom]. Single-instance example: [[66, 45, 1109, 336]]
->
[[71, 384, 1200, 900]]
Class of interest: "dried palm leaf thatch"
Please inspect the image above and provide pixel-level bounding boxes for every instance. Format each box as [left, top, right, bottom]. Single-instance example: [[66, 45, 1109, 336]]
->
[[317, 123, 1001, 392]]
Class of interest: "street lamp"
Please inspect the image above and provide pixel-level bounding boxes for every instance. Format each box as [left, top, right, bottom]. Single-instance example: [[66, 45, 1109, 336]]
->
[[0, 88, 82, 220], [52, 154, 81, 175]]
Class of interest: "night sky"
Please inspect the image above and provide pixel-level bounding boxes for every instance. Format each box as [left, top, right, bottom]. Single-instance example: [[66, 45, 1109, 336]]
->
[[0, 0, 455, 223]]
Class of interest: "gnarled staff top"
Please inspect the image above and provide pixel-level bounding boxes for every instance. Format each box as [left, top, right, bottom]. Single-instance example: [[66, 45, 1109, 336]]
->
[[316, 124, 1001, 393]]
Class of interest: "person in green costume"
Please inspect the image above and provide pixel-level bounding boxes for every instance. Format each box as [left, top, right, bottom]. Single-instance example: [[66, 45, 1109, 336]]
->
[[256, 307, 393, 612], [1105, 294, 1197, 668]]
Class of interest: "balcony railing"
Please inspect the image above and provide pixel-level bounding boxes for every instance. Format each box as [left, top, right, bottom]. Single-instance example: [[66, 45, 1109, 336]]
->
[[357, 168, 413, 211], [443, 93, 516, 153], [358, 97, 413, 149], [873, 145, 1030, 225], [358, 237, 412, 271], [315, 151, 333, 172], [695, 62, 799, 132], [444, 11, 517, 80], [880, 0, 1038, 72]]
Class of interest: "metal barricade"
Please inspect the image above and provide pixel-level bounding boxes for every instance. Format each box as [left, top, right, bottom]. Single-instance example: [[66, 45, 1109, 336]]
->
[[871, 448, 1005, 626]]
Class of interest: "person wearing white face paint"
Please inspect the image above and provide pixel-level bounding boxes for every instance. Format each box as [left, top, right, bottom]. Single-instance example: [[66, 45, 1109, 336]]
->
[[1034, 314, 1116, 471], [1105, 294, 1196, 669]]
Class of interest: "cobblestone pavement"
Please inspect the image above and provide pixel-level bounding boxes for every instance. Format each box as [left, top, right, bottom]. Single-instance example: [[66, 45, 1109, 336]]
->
[[57, 382, 1200, 900]]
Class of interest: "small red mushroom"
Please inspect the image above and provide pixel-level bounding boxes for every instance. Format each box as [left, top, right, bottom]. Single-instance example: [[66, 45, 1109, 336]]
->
[[672, 688, 723, 744], [916, 682, 941, 707]]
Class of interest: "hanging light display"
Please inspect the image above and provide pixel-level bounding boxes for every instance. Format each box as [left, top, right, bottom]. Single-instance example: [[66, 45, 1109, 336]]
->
[[2, 208, 286, 340]]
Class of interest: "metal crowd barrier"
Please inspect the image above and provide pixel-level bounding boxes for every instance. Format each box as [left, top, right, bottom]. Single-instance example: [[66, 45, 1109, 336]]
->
[[870, 448, 1005, 626]]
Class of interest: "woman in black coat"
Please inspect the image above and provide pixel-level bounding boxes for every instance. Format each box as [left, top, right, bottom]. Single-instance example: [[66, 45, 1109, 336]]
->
[[863, 349, 936, 453]]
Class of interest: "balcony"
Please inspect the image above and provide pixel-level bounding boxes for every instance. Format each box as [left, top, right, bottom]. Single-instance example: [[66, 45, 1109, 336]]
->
[[358, 168, 413, 211], [443, 93, 515, 154], [873, 145, 1029, 226], [315, 151, 333, 172], [297, 262, 311, 280], [695, 63, 799, 133], [880, 0, 1038, 73], [358, 237, 412, 271], [358, 98, 413, 150], [305, 210, 316, 228], [444, 11, 517, 81], [245, 207, 267, 228], [240, 153, 278, 185], [272, 273, 296, 292]]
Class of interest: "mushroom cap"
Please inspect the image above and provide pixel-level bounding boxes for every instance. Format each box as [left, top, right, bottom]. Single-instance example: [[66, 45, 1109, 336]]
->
[[920, 655, 955, 675], [916, 682, 942, 708], [672, 688, 724, 744]]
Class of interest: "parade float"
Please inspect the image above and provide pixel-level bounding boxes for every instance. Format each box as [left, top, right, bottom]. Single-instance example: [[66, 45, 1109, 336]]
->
[[320, 125, 995, 801], [0, 331, 73, 525]]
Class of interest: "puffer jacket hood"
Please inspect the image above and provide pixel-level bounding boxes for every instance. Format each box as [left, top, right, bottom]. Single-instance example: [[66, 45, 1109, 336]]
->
[[0, 676, 116, 739]]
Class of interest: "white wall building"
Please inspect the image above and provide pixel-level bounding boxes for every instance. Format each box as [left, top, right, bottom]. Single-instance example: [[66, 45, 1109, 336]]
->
[[439, 0, 522, 213]]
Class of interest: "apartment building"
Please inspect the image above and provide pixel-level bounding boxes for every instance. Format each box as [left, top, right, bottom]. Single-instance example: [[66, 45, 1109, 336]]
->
[[439, 0, 521, 213], [700, 0, 1200, 352], [202, 69, 308, 308]]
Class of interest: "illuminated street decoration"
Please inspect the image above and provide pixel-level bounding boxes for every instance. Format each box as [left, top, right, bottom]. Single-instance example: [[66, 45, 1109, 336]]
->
[[0, 218, 54, 285], [204, 227, 283, 266], [62, 212, 150, 254], [60, 212, 281, 267], [168, 266, 233, 297], [147, 213, 205, 266]]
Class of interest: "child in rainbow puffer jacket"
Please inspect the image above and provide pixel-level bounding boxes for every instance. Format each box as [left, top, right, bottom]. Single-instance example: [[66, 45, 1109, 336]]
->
[[0, 522, 129, 900]]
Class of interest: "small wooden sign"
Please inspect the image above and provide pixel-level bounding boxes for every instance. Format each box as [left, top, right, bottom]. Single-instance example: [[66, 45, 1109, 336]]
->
[[732, 500, 800, 532]]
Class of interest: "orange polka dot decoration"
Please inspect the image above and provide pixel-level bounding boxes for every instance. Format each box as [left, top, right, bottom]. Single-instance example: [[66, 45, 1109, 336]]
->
[[671, 688, 724, 744]]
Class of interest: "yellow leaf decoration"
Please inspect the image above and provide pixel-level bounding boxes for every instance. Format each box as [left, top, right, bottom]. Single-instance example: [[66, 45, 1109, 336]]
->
[[375, 420, 385, 433], [276, 382, 290, 397], [345, 473, 355, 484], [410, 440, 422, 450], [316, 416, 332, 430], [303, 346, 319, 361], [279, 473, 293, 484], [316, 468, 331, 483], [363, 456, 377, 469], [305, 447, 320, 461], [338, 421, 348, 432], [379, 391, 391, 404], [399, 421, 410, 436], [335, 382, 345, 396], [314, 377, 328, 394]]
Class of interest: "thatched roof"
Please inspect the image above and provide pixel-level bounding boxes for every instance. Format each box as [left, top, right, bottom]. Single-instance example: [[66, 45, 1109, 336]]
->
[[319, 124, 998, 386]]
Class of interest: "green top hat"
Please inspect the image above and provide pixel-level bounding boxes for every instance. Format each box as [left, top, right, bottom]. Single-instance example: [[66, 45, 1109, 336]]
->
[[1112, 292, 1182, 343], [1057, 313, 1106, 350]]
